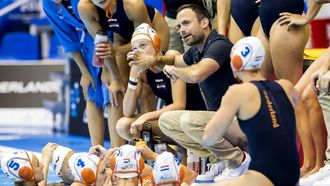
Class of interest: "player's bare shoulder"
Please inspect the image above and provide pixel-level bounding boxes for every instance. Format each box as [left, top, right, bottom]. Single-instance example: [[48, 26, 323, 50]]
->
[[123, 0, 146, 21], [226, 83, 257, 101], [123, 0, 141, 14], [276, 79, 295, 93], [276, 79, 298, 105], [123, 0, 139, 7], [238, 82, 259, 96], [78, 0, 97, 19]]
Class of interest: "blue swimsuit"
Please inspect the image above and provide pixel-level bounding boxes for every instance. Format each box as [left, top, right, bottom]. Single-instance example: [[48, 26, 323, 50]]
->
[[42, 0, 110, 108]]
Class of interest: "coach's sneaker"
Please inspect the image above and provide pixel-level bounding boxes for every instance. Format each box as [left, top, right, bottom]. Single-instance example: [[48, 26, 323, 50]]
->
[[300, 163, 330, 186], [194, 160, 225, 183], [214, 152, 251, 182], [313, 175, 330, 186]]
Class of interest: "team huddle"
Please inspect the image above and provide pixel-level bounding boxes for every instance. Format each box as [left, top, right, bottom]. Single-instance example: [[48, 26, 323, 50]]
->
[[3, 0, 330, 185]]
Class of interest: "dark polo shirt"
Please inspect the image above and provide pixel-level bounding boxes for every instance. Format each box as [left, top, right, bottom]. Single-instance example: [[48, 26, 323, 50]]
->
[[183, 30, 237, 111]]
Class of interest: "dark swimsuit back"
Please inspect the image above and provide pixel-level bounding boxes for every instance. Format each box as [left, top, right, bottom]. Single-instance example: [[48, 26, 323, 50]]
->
[[238, 81, 299, 186]]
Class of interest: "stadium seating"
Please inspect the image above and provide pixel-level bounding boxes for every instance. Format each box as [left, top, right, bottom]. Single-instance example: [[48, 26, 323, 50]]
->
[[0, 32, 40, 60]]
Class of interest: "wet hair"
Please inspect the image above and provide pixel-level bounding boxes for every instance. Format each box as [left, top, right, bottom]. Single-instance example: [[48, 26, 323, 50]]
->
[[177, 4, 212, 29]]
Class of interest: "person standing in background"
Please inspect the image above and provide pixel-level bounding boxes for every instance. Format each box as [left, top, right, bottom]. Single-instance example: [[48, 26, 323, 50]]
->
[[312, 47, 330, 186], [217, 0, 260, 44], [163, 0, 204, 53], [78, 0, 170, 147], [43, 0, 111, 147], [277, 0, 329, 182]]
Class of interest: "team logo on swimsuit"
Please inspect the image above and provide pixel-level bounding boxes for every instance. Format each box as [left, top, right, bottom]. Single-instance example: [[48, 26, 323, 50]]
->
[[108, 19, 119, 28]]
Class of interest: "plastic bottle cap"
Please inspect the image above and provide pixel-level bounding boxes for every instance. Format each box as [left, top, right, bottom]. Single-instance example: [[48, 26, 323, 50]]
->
[[96, 30, 107, 36]]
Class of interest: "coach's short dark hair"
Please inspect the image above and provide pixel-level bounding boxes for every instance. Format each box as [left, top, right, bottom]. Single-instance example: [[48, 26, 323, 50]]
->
[[177, 4, 212, 29]]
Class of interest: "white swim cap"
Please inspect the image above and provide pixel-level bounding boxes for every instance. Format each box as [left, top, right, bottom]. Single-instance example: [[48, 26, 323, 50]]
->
[[68, 152, 100, 185], [51, 145, 73, 175], [230, 36, 265, 73], [1, 150, 35, 182], [110, 144, 145, 178], [153, 152, 184, 185], [131, 23, 161, 52]]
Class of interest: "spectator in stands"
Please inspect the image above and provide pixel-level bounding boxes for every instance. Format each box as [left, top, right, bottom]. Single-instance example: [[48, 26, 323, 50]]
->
[[42, 0, 112, 147]]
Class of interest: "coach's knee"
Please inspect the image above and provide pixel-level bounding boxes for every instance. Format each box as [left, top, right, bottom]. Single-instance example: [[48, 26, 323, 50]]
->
[[158, 112, 172, 133], [180, 112, 194, 134]]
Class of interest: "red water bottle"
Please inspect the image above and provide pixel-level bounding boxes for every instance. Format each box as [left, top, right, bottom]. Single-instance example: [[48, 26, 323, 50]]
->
[[92, 30, 108, 67]]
